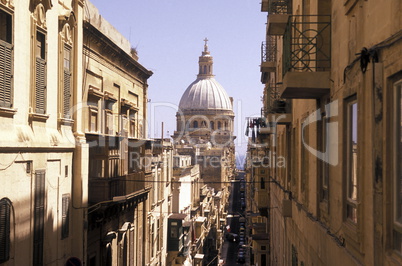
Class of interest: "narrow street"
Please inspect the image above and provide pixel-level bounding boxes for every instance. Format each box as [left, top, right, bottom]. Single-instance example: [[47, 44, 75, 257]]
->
[[221, 171, 247, 265]]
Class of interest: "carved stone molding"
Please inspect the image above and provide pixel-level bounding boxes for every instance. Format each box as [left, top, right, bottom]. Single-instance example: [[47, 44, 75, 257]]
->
[[59, 10, 76, 45], [0, 0, 14, 10], [30, 0, 52, 28], [33, 4, 47, 28], [60, 23, 73, 45], [30, 0, 52, 12]]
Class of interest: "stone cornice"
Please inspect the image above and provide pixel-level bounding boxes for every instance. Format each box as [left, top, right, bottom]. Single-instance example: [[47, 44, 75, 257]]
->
[[83, 21, 153, 81]]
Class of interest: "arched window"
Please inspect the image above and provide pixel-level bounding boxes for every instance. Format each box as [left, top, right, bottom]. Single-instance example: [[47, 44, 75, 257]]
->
[[0, 198, 11, 263], [218, 121, 222, 129], [224, 122, 228, 130], [203, 65, 207, 74], [210, 121, 214, 130], [193, 121, 198, 128]]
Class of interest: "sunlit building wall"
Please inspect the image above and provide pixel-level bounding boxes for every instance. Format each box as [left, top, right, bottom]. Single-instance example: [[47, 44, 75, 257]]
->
[[0, 0, 86, 265], [257, 0, 402, 265]]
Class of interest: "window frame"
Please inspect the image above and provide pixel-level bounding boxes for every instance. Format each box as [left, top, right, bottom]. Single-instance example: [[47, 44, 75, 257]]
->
[[0, 7, 14, 110], [129, 112, 137, 138], [393, 79, 402, 254], [89, 106, 98, 133], [318, 98, 331, 205], [345, 96, 358, 224], [62, 43, 72, 119], [33, 170, 45, 266], [61, 194, 70, 239], [34, 29, 47, 115], [105, 109, 114, 135]]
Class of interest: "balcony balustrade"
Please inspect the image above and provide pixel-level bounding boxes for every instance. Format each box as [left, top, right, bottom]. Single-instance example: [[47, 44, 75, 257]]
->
[[260, 36, 277, 83], [265, 84, 292, 124], [281, 15, 331, 98], [262, 0, 292, 15], [88, 172, 146, 203]]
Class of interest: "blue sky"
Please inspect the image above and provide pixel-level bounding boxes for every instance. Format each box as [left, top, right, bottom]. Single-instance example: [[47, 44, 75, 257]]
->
[[89, 0, 267, 156]]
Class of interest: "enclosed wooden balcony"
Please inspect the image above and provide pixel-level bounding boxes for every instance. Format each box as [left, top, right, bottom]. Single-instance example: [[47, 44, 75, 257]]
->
[[167, 214, 187, 252], [281, 15, 331, 99]]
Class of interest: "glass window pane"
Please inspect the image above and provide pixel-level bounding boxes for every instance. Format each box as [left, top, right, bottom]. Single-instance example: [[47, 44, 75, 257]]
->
[[348, 102, 358, 201], [64, 46, 71, 71]]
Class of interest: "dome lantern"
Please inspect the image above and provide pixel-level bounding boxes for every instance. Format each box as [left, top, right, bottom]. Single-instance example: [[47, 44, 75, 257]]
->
[[197, 38, 214, 78], [178, 40, 233, 112]]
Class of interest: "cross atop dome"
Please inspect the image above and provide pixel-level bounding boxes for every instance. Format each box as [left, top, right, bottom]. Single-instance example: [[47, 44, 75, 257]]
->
[[204, 37, 209, 52]]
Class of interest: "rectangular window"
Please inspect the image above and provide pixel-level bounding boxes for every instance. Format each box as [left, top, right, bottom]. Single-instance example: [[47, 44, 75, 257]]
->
[[346, 98, 358, 223], [292, 245, 298, 266], [130, 119, 136, 138], [121, 114, 128, 133], [89, 107, 98, 133], [321, 111, 329, 202], [0, 199, 11, 263], [106, 110, 113, 135], [301, 118, 309, 202], [61, 194, 70, 239], [260, 177, 265, 190], [63, 45, 71, 119], [170, 221, 178, 238], [35, 31, 46, 114], [33, 170, 45, 266], [393, 80, 402, 253], [0, 9, 13, 108], [151, 222, 154, 257]]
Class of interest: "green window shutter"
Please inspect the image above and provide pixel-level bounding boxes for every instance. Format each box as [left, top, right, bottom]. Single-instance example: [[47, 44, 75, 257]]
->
[[35, 58, 46, 114], [0, 41, 13, 108], [0, 198, 11, 263], [61, 194, 70, 239], [33, 170, 45, 266]]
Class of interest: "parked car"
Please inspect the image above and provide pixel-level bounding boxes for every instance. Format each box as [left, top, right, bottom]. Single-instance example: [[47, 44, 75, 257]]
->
[[226, 233, 239, 242], [237, 253, 246, 264], [241, 201, 246, 210]]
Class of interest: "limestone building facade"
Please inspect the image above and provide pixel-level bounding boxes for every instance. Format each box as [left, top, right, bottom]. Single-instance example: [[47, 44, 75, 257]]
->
[[254, 0, 402, 265], [82, 2, 153, 265], [0, 0, 86, 265]]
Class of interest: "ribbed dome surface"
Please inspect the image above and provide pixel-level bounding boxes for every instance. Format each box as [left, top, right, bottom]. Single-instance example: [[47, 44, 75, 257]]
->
[[179, 78, 232, 111]]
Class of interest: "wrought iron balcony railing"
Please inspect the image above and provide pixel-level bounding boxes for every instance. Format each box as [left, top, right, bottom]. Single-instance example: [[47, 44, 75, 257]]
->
[[283, 15, 331, 76], [269, 0, 292, 14], [261, 35, 277, 64]]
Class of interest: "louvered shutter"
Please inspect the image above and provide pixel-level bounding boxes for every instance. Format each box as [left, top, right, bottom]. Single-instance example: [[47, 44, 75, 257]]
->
[[63, 69, 71, 118], [0, 199, 10, 263], [35, 58, 46, 114], [61, 194, 70, 239], [0, 41, 13, 108], [33, 171, 45, 266]]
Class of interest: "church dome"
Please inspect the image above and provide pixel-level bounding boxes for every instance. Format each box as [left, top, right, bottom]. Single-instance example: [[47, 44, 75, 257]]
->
[[178, 39, 233, 111], [179, 77, 232, 111]]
